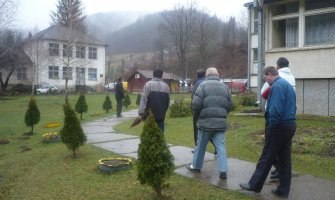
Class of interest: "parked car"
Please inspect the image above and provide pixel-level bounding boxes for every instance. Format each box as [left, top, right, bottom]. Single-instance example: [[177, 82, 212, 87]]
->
[[105, 83, 115, 92], [36, 84, 58, 95]]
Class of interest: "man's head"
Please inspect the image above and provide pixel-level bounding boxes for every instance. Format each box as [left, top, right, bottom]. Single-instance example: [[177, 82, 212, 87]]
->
[[205, 67, 219, 77], [153, 68, 163, 78], [276, 57, 289, 69], [118, 77, 122, 82], [264, 66, 279, 85], [196, 69, 206, 78]]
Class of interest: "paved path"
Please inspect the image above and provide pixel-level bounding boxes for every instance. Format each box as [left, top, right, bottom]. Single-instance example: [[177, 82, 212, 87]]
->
[[82, 109, 335, 200]]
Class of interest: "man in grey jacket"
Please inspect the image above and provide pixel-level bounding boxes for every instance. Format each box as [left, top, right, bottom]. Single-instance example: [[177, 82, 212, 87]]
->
[[186, 67, 232, 179]]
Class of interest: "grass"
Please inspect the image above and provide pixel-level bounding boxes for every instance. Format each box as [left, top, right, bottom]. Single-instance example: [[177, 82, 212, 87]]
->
[[0, 93, 253, 200]]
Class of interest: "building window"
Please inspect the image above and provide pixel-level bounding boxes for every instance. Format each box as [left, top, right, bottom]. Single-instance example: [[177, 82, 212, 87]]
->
[[305, 12, 335, 45], [76, 46, 85, 58], [253, 9, 259, 34], [49, 43, 59, 56], [271, 1, 299, 16], [88, 47, 97, 59], [88, 68, 97, 81], [272, 18, 298, 48], [17, 67, 27, 80], [63, 67, 73, 80], [63, 44, 72, 57], [49, 66, 59, 79], [252, 48, 258, 61], [306, 0, 335, 10], [135, 74, 140, 79]]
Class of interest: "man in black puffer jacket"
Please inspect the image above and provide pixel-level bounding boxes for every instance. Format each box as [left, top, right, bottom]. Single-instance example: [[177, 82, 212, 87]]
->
[[186, 67, 232, 179]]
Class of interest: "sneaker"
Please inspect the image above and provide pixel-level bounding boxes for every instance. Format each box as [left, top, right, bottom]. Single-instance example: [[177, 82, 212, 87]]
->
[[270, 174, 279, 180], [271, 169, 278, 176], [186, 164, 200, 173], [219, 172, 227, 179]]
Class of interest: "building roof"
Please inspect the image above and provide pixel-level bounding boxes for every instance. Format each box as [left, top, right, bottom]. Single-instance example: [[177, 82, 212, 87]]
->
[[30, 24, 107, 46], [130, 69, 182, 81]]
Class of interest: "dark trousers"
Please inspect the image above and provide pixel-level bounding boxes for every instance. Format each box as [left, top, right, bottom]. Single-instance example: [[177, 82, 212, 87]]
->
[[192, 113, 216, 151], [116, 98, 123, 116], [265, 122, 278, 169], [249, 122, 296, 196], [156, 120, 165, 133]]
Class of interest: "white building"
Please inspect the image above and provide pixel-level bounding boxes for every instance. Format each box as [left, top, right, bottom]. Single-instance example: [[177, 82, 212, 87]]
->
[[245, 0, 335, 116], [23, 25, 107, 92]]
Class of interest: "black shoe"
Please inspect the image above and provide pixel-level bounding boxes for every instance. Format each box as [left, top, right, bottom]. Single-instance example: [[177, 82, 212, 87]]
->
[[214, 150, 217, 156], [186, 164, 200, 173], [270, 174, 279, 180], [271, 189, 288, 199], [219, 172, 227, 179], [239, 183, 253, 191]]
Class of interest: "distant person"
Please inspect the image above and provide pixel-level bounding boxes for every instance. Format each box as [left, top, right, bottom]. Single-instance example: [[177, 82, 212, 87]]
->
[[240, 66, 296, 199], [138, 69, 170, 132], [186, 67, 232, 179], [261, 57, 295, 180], [115, 78, 124, 117], [191, 69, 216, 155]]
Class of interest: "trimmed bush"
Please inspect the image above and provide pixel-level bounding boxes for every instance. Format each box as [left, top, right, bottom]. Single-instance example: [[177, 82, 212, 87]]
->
[[169, 98, 192, 118], [136, 93, 141, 105], [239, 93, 257, 106], [24, 97, 40, 134], [137, 111, 174, 198], [75, 93, 88, 120], [123, 93, 131, 108], [60, 100, 87, 158], [103, 95, 112, 113]]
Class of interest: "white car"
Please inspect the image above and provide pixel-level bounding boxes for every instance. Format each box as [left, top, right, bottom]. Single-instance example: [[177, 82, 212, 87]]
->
[[36, 85, 58, 94], [105, 83, 115, 92]]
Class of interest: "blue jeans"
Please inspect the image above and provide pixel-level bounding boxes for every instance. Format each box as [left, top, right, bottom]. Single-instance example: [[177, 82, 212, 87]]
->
[[192, 129, 227, 173]]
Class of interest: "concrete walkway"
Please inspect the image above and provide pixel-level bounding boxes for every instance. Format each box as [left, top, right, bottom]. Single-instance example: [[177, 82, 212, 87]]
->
[[82, 109, 335, 200]]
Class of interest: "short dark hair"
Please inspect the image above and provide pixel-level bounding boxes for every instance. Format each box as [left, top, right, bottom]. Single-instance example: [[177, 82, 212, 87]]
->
[[264, 66, 279, 76], [196, 69, 205, 78], [118, 77, 122, 82], [153, 68, 163, 78], [276, 57, 289, 68]]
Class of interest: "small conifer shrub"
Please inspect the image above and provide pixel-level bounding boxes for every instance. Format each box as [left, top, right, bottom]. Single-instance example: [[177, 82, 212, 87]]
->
[[123, 93, 131, 108], [137, 111, 174, 198], [24, 97, 40, 134], [103, 95, 112, 113], [60, 100, 86, 158], [75, 93, 88, 119], [136, 93, 141, 105]]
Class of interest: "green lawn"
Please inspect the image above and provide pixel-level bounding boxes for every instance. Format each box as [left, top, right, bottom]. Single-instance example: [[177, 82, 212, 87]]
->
[[0, 93, 252, 200]]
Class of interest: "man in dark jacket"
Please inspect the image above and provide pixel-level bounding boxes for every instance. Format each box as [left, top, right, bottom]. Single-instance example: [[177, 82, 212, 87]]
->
[[138, 69, 170, 132], [186, 67, 232, 179], [191, 69, 216, 155], [115, 77, 124, 117], [239, 66, 296, 199]]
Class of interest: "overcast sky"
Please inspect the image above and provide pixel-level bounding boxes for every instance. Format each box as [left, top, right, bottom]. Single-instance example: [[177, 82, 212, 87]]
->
[[16, 0, 250, 30]]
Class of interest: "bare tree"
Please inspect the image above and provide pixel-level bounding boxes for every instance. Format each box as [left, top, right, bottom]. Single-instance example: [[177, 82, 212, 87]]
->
[[0, 0, 18, 32], [161, 2, 198, 79]]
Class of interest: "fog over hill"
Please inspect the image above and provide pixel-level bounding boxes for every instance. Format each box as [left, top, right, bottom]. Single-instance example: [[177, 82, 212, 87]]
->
[[86, 11, 148, 43]]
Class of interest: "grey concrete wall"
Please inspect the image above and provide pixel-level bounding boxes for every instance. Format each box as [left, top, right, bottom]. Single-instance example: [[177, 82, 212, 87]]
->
[[330, 80, 335, 116], [295, 80, 304, 114]]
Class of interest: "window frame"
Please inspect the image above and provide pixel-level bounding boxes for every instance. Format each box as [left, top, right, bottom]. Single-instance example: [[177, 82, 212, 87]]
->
[[88, 68, 97, 81], [49, 66, 59, 79], [17, 67, 27, 80], [62, 67, 73, 80], [76, 46, 86, 59], [63, 44, 73, 58], [88, 47, 97, 59], [49, 43, 59, 56]]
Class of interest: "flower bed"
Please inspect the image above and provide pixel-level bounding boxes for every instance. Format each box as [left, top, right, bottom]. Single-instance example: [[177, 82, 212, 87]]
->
[[43, 122, 62, 128], [98, 157, 132, 174], [42, 132, 60, 143]]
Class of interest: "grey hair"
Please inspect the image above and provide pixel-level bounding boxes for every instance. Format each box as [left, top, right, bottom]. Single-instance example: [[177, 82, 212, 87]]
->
[[205, 67, 219, 77]]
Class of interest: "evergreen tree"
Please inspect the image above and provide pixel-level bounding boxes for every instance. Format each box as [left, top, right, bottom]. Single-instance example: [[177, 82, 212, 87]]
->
[[75, 93, 88, 119], [136, 93, 141, 105], [123, 93, 131, 108], [103, 95, 112, 113], [137, 111, 174, 198], [50, 0, 87, 33], [24, 97, 40, 134], [60, 100, 86, 158]]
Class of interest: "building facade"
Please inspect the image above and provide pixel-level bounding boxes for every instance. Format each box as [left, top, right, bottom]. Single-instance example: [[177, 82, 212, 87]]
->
[[23, 25, 107, 92], [245, 0, 335, 116]]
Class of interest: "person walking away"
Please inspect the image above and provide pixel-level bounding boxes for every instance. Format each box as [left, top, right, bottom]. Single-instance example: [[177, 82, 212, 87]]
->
[[138, 68, 170, 132], [240, 66, 296, 199], [115, 78, 124, 117], [261, 57, 295, 180], [191, 69, 217, 155], [186, 67, 232, 179]]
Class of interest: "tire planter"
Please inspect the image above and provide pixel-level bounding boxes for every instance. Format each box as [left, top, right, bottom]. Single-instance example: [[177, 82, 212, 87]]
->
[[98, 157, 132, 174]]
